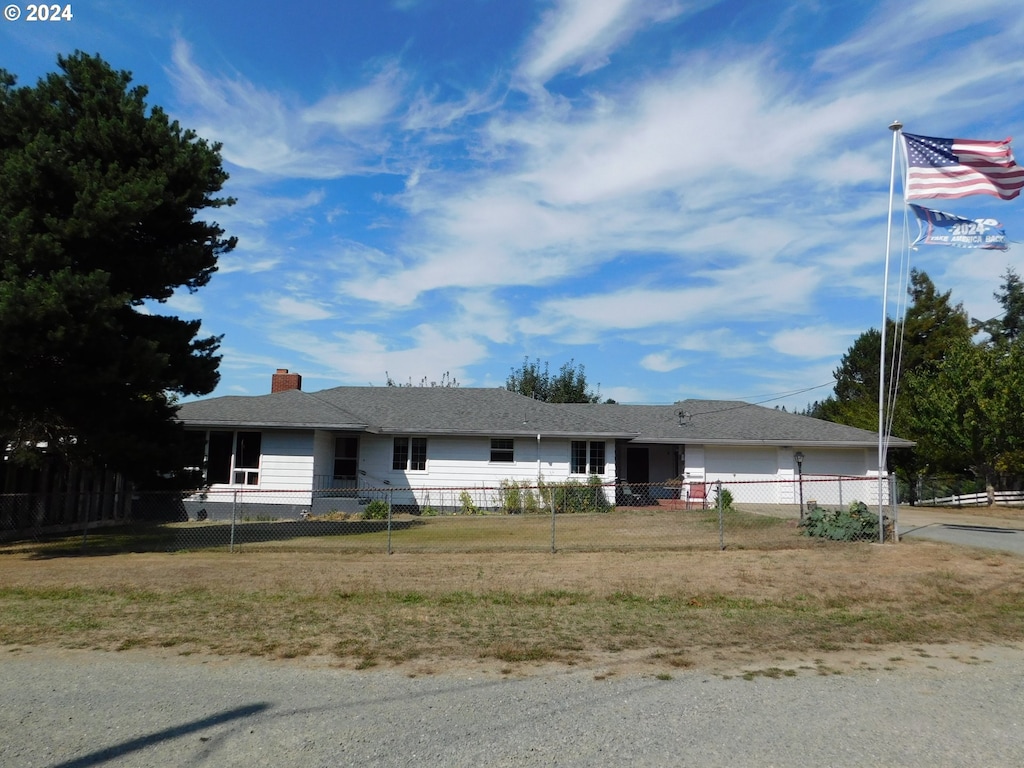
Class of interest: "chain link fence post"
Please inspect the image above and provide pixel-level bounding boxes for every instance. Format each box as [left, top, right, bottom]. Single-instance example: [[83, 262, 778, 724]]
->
[[717, 480, 725, 550], [386, 488, 393, 555], [229, 487, 238, 553], [550, 486, 556, 553]]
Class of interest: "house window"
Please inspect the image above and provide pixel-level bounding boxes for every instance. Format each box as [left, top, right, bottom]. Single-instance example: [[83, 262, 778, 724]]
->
[[232, 431, 262, 485], [490, 438, 514, 463], [589, 442, 606, 475], [410, 437, 427, 471], [333, 436, 358, 481], [393, 437, 428, 471], [571, 441, 587, 474], [204, 430, 261, 485], [571, 440, 606, 475], [207, 431, 233, 484], [392, 437, 408, 470]]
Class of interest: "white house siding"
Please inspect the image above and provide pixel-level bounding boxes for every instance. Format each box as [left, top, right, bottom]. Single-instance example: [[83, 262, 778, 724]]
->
[[237, 430, 315, 506], [357, 434, 616, 508], [195, 430, 313, 507], [694, 445, 889, 507]]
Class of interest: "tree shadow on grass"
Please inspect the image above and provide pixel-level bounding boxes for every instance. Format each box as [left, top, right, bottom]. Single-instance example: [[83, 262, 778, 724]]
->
[[19, 518, 425, 558]]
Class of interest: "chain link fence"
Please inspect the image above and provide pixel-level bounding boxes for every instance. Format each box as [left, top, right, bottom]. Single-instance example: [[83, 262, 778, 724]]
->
[[2, 474, 899, 554]]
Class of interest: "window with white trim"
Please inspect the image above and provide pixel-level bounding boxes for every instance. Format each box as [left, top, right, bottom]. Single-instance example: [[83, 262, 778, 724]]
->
[[203, 430, 261, 485], [490, 438, 514, 463], [571, 440, 606, 475], [232, 431, 262, 485], [393, 437, 428, 471]]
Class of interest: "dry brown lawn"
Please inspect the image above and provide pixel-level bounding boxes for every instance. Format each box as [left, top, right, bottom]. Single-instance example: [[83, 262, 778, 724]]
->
[[2, 509, 1023, 677]]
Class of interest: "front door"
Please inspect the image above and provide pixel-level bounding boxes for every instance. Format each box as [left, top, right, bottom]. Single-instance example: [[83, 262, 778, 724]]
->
[[626, 446, 649, 484], [333, 436, 359, 494]]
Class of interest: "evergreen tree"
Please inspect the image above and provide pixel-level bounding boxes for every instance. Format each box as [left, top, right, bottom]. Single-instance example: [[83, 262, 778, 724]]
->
[[0, 53, 235, 483], [901, 269, 971, 371], [812, 271, 971, 499], [975, 267, 1024, 347]]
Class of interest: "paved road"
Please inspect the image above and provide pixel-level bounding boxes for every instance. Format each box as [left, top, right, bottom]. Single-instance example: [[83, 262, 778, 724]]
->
[[898, 507, 1024, 556], [2, 646, 1023, 767]]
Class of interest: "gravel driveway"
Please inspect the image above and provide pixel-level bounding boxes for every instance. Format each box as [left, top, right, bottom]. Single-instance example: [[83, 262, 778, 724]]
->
[[2, 644, 1022, 767]]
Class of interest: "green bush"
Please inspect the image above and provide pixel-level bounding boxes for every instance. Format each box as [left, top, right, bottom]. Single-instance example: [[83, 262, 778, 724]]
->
[[714, 486, 734, 511], [458, 490, 480, 515], [550, 476, 611, 514], [362, 500, 390, 520], [499, 477, 610, 514], [498, 479, 523, 514], [800, 500, 880, 541]]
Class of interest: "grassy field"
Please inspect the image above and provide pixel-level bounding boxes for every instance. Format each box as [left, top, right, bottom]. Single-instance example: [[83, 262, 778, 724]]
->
[[1, 507, 1023, 676], [3, 506, 801, 555]]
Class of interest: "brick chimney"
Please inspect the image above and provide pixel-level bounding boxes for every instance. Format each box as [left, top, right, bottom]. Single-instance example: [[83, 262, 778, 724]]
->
[[271, 368, 302, 393]]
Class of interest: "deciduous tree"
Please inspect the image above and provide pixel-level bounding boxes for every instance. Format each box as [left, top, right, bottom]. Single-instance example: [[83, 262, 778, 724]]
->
[[505, 358, 600, 403]]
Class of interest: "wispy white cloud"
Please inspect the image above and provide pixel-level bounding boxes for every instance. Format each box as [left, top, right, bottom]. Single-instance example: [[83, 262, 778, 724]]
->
[[265, 325, 488, 386], [517, 264, 822, 344], [265, 296, 335, 322], [516, 0, 697, 88], [769, 325, 858, 360], [302, 62, 404, 131], [816, 0, 1024, 75], [131, 0, 1024, 406], [640, 352, 688, 373], [167, 39, 396, 178], [164, 292, 203, 315]]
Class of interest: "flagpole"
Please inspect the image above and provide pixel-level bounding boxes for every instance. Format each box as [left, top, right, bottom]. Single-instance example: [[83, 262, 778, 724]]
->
[[878, 120, 903, 543]]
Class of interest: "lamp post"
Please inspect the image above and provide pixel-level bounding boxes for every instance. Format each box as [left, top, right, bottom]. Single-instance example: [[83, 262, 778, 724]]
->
[[795, 451, 805, 521]]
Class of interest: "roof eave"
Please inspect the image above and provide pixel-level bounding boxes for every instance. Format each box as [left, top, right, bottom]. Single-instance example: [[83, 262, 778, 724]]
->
[[178, 420, 369, 431], [627, 437, 916, 448]]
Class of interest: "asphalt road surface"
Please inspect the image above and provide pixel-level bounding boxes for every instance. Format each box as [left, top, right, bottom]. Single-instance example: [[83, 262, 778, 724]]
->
[[899, 507, 1024, 556], [2, 645, 1023, 767]]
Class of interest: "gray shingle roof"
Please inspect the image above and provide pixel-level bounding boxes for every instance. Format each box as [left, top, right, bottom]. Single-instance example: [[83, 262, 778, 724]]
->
[[177, 387, 634, 438], [174, 388, 366, 429], [177, 388, 911, 448], [562, 400, 914, 448]]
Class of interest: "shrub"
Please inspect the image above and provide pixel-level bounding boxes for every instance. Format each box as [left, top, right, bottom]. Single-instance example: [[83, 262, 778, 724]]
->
[[800, 500, 881, 541], [362, 500, 390, 520], [549, 476, 611, 514], [500, 477, 611, 514], [714, 486, 734, 511], [458, 490, 480, 515], [498, 479, 522, 514], [520, 481, 542, 514]]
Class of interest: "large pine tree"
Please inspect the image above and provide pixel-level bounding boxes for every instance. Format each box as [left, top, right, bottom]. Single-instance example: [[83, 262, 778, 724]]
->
[[0, 52, 236, 483]]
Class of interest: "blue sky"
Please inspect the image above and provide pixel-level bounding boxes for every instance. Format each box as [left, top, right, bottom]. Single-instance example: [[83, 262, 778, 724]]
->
[[4, 0, 1023, 407]]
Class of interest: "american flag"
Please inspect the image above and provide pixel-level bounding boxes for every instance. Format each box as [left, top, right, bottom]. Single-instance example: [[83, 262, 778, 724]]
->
[[902, 132, 1024, 201]]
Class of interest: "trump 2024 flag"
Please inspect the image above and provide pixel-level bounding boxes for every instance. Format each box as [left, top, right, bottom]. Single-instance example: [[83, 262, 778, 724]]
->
[[902, 133, 1024, 201], [909, 204, 1008, 251]]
